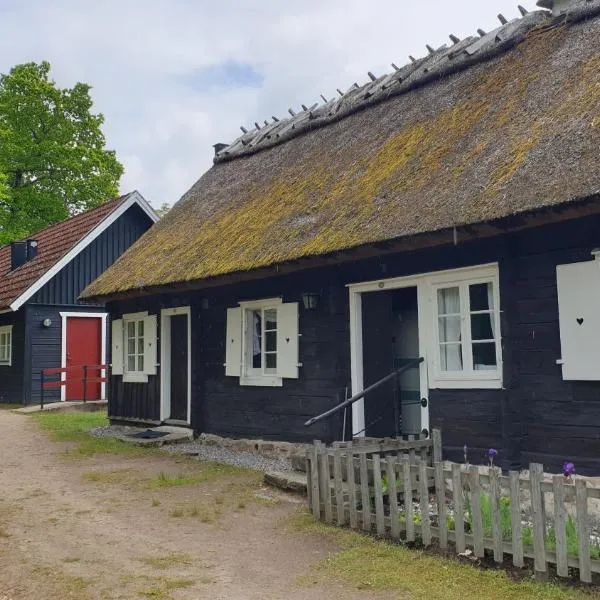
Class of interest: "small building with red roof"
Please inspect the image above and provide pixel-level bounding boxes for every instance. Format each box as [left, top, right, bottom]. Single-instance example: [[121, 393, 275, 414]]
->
[[0, 191, 157, 404]]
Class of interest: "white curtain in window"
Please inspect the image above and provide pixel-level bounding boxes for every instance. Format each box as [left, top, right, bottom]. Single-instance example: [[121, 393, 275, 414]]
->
[[439, 287, 462, 371], [487, 283, 495, 337]]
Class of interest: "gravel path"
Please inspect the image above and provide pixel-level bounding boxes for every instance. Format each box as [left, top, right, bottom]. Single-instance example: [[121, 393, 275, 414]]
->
[[90, 425, 293, 472]]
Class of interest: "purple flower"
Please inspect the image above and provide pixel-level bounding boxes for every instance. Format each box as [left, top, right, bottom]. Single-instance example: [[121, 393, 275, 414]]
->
[[487, 448, 498, 466], [463, 443, 468, 464], [563, 462, 575, 478]]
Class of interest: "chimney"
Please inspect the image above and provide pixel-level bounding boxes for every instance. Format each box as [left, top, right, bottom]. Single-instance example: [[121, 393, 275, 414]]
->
[[10, 239, 38, 271], [213, 143, 228, 157], [536, 0, 578, 16]]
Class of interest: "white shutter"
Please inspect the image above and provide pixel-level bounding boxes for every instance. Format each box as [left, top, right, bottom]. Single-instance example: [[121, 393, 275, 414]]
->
[[225, 307, 242, 377], [143, 314, 158, 375], [111, 319, 123, 375], [277, 302, 299, 379], [557, 260, 600, 380]]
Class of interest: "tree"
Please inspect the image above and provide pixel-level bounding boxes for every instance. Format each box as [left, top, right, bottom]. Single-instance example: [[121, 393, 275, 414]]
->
[[0, 61, 123, 244], [155, 202, 172, 219]]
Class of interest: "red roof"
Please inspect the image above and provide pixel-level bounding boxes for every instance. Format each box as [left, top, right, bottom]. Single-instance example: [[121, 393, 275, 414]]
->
[[0, 194, 131, 310]]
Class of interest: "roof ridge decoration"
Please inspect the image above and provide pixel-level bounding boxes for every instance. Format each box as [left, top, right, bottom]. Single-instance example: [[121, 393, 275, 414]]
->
[[213, 0, 600, 164]]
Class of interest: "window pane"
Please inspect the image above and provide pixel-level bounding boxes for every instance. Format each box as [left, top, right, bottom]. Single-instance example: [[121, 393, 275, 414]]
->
[[437, 287, 460, 315], [440, 343, 463, 371], [127, 321, 135, 337], [471, 313, 494, 340], [127, 339, 136, 355], [138, 337, 144, 354], [265, 331, 277, 352], [127, 356, 136, 371], [469, 282, 493, 312], [138, 355, 145, 372], [138, 320, 144, 337], [438, 316, 461, 343], [264, 309, 277, 331], [265, 353, 277, 369], [473, 342, 497, 370]]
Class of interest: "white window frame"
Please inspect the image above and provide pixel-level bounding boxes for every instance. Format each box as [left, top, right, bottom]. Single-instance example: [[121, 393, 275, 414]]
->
[[122, 312, 148, 383], [239, 298, 283, 387], [0, 325, 13, 366], [431, 274, 501, 387]]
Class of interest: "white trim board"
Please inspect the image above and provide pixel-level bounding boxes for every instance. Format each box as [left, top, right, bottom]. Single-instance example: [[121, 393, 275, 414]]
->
[[9, 191, 158, 312], [160, 306, 192, 425], [59, 312, 108, 402]]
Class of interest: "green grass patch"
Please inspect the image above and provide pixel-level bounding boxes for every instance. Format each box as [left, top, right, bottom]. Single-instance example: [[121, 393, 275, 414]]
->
[[289, 511, 594, 600], [138, 577, 194, 599], [82, 469, 139, 484], [139, 553, 193, 569], [145, 462, 247, 488], [31, 410, 151, 457], [0, 403, 23, 410]]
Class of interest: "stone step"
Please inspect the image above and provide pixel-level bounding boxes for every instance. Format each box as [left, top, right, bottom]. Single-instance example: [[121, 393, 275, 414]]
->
[[264, 471, 307, 495]]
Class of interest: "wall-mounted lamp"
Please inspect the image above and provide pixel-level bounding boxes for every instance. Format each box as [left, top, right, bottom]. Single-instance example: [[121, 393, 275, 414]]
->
[[42, 318, 52, 328], [301, 292, 320, 311]]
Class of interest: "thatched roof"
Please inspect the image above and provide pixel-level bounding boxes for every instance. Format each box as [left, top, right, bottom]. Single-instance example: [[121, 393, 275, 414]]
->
[[83, 2, 600, 300]]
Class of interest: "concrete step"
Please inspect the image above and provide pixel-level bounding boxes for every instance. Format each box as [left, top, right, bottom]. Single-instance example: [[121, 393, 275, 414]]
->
[[264, 471, 307, 495]]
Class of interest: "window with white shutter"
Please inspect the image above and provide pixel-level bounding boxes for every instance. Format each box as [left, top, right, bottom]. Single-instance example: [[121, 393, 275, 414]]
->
[[557, 258, 600, 381], [224, 298, 300, 386], [120, 312, 157, 383]]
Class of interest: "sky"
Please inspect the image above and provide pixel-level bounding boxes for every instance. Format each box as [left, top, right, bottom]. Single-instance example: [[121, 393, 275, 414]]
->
[[0, 0, 540, 208]]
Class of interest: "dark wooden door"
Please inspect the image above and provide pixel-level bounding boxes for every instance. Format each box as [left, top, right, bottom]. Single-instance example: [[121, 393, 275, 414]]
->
[[66, 317, 102, 401], [169, 314, 188, 421]]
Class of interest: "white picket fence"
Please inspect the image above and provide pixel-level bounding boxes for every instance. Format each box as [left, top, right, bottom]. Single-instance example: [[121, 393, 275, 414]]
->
[[306, 433, 600, 583]]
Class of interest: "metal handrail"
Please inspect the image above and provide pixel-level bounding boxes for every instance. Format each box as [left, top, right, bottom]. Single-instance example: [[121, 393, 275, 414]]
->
[[304, 357, 424, 427]]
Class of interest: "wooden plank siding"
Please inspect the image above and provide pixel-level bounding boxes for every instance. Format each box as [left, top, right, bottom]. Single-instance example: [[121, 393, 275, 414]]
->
[[107, 213, 600, 473], [0, 310, 26, 404]]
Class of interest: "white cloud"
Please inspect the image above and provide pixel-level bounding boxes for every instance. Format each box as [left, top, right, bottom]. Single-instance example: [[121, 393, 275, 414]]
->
[[0, 0, 541, 207]]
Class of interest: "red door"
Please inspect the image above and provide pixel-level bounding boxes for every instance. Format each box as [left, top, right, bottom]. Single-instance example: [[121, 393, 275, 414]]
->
[[65, 317, 102, 401]]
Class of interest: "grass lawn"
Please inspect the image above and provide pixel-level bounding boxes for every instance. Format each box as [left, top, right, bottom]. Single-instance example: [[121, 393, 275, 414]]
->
[[289, 512, 598, 600], [30, 410, 151, 457], [0, 403, 23, 410]]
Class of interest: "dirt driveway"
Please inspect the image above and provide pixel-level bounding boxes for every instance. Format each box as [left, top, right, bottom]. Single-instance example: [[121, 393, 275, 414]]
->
[[0, 410, 383, 600]]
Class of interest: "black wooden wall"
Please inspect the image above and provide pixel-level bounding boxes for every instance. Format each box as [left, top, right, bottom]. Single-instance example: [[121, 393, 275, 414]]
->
[[0, 310, 25, 403], [107, 213, 600, 474], [31, 204, 151, 305]]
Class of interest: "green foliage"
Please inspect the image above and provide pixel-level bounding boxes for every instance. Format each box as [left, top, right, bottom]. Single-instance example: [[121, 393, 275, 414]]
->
[[463, 491, 600, 559], [155, 202, 171, 219], [0, 61, 123, 244]]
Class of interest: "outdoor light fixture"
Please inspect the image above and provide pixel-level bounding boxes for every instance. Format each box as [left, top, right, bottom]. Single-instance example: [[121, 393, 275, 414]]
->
[[42, 318, 52, 328], [301, 292, 320, 311]]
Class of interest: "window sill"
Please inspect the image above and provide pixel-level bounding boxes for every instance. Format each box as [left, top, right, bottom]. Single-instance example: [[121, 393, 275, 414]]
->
[[240, 376, 283, 388], [0, 363, 11, 367], [430, 377, 502, 390], [123, 373, 149, 384]]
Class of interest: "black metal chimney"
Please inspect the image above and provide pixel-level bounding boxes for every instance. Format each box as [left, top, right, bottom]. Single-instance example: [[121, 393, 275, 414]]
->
[[10, 239, 38, 270]]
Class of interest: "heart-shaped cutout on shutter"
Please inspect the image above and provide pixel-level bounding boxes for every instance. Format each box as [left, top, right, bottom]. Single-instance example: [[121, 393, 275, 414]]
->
[[577, 318, 584, 325]]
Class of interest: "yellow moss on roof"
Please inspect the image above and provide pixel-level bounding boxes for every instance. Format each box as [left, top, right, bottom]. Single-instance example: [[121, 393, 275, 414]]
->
[[83, 21, 600, 298]]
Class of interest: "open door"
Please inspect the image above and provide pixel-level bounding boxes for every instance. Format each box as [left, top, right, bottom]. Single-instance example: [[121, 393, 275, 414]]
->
[[160, 307, 191, 424]]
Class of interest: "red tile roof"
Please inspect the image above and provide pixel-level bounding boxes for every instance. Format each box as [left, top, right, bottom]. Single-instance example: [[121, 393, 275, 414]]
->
[[0, 194, 131, 310]]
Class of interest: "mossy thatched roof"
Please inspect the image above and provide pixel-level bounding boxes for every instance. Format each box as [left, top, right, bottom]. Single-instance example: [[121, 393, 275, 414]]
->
[[83, 5, 600, 300]]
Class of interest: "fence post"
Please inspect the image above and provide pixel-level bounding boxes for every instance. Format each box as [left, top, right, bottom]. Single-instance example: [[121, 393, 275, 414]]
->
[[509, 471, 524, 568], [373, 454, 386, 536], [333, 445, 345, 526], [552, 474, 568, 578], [310, 443, 321, 519], [470, 465, 484, 558], [490, 466, 503, 563], [434, 462, 447, 549], [402, 456, 415, 542], [530, 463, 547, 580], [575, 478, 591, 583], [419, 459, 431, 546], [387, 455, 400, 539], [359, 453, 371, 532], [347, 447, 358, 529], [452, 463, 465, 553], [432, 429, 442, 464]]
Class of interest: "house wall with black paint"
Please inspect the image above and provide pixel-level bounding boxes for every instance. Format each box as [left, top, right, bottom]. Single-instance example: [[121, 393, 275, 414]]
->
[[105, 212, 600, 474]]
